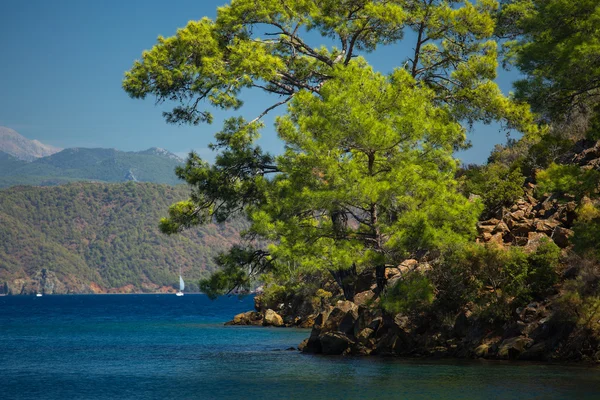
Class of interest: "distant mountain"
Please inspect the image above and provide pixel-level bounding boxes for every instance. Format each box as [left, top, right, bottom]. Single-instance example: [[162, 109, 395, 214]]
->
[[0, 182, 246, 295], [0, 146, 185, 188], [0, 126, 62, 161]]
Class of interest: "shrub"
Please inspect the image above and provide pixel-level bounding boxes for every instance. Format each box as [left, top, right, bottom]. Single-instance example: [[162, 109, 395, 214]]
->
[[432, 241, 560, 324], [536, 163, 600, 200], [381, 272, 435, 315], [527, 239, 561, 298], [461, 163, 525, 216], [572, 204, 600, 260]]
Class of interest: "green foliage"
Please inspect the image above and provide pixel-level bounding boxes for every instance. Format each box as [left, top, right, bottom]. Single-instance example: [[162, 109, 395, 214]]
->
[[432, 240, 560, 323], [125, 0, 542, 298], [527, 239, 562, 296], [381, 273, 435, 315], [572, 203, 600, 259], [0, 183, 246, 292], [536, 163, 600, 199], [461, 163, 525, 214], [552, 257, 600, 339], [501, 0, 600, 123]]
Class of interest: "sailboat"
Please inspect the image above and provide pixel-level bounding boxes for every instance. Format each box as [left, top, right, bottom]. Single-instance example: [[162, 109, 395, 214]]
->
[[176, 270, 184, 296]]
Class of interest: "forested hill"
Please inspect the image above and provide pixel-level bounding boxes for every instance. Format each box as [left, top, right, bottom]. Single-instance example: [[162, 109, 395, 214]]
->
[[0, 182, 245, 295], [0, 147, 184, 188]]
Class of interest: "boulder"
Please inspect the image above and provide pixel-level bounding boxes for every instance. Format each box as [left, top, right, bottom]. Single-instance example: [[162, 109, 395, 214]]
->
[[320, 332, 355, 355], [552, 227, 574, 248], [519, 342, 547, 361], [322, 301, 358, 333], [535, 219, 560, 234], [356, 328, 375, 344], [254, 294, 264, 312], [474, 344, 490, 358], [524, 232, 550, 253], [488, 232, 505, 245], [511, 221, 535, 235], [510, 210, 526, 221], [225, 311, 263, 326], [492, 221, 510, 234], [398, 259, 419, 274], [384, 267, 400, 279], [263, 309, 284, 327], [353, 290, 375, 306], [497, 336, 533, 359], [297, 338, 309, 352]]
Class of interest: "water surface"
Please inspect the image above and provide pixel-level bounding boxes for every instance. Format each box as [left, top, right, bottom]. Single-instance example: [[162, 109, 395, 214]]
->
[[1, 294, 599, 399]]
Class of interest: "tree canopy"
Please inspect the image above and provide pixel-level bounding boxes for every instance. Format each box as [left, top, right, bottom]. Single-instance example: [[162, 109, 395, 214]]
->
[[501, 0, 600, 128], [123, 0, 539, 298]]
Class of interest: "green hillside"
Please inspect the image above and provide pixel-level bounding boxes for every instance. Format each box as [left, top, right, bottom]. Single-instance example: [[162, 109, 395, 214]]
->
[[0, 147, 183, 188], [0, 182, 246, 294]]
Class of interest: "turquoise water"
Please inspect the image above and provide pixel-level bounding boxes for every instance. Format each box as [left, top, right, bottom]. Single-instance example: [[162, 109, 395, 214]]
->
[[1, 295, 600, 399]]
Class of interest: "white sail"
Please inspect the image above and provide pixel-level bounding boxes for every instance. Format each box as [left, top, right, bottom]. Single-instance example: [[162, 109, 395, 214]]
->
[[179, 275, 185, 292]]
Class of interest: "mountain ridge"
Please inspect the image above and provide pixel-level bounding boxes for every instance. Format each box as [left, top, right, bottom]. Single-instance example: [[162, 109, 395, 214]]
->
[[0, 126, 62, 161], [0, 128, 186, 188]]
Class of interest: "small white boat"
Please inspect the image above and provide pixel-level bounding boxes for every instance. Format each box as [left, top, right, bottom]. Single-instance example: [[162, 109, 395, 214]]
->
[[176, 272, 184, 296], [36, 293, 42, 297]]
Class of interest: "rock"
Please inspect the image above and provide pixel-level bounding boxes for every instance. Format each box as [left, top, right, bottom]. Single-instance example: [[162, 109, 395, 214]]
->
[[520, 342, 547, 361], [552, 227, 574, 248], [384, 267, 400, 279], [398, 259, 419, 274], [393, 314, 412, 331], [497, 336, 533, 359], [254, 294, 264, 312], [493, 221, 510, 234], [511, 221, 535, 235], [488, 232, 505, 245], [535, 219, 560, 234], [510, 210, 526, 221], [294, 315, 316, 328], [353, 290, 375, 306], [322, 301, 358, 333], [226, 311, 263, 326], [320, 332, 355, 355], [474, 344, 490, 358], [368, 317, 382, 332], [524, 232, 550, 252], [297, 338, 308, 352], [263, 309, 284, 327], [519, 305, 539, 323], [356, 328, 375, 344]]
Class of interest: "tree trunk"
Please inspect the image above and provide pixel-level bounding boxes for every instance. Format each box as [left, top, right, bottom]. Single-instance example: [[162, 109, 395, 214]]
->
[[329, 264, 357, 301], [375, 264, 386, 294]]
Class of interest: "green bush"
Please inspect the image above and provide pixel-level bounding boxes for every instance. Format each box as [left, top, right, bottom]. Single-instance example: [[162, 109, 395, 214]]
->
[[572, 204, 600, 260], [536, 163, 600, 200], [461, 163, 525, 216], [381, 272, 435, 315], [432, 241, 560, 324], [527, 239, 561, 298]]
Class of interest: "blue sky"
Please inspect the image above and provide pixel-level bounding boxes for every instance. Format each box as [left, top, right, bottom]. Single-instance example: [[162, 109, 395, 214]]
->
[[0, 0, 519, 164]]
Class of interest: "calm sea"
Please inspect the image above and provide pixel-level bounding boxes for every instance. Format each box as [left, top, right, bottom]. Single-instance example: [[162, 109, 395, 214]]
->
[[1, 294, 599, 399]]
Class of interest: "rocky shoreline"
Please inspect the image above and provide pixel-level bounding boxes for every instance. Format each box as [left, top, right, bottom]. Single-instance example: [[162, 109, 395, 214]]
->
[[226, 140, 600, 362], [228, 290, 596, 362]]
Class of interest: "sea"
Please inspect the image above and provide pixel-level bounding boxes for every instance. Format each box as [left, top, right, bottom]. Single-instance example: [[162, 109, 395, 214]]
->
[[1, 294, 600, 400]]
